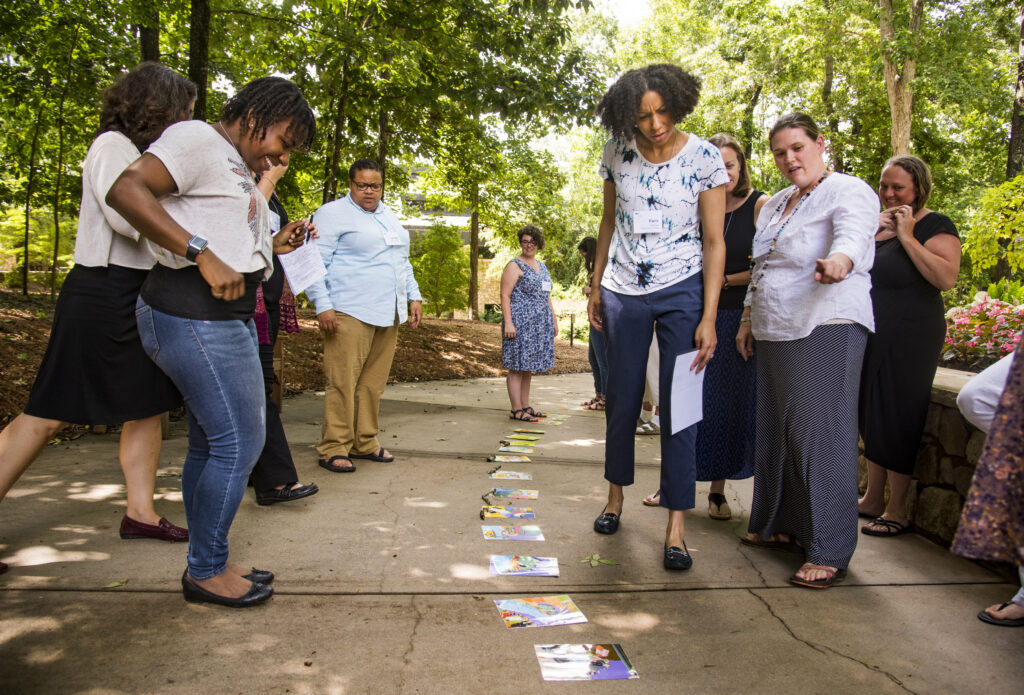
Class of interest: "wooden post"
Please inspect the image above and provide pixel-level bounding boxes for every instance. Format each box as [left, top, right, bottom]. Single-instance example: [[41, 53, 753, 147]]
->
[[569, 312, 574, 347]]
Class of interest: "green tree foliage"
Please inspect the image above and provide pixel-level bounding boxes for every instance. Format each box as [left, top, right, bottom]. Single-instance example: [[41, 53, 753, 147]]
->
[[410, 223, 470, 317], [962, 174, 1024, 282]]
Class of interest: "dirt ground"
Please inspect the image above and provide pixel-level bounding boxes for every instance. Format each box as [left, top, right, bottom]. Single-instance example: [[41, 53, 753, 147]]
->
[[0, 288, 591, 425]]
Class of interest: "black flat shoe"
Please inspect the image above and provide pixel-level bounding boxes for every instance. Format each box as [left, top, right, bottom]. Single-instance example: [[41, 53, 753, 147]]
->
[[241, 568, 274, 584], [181, 571, 273, 608], [593, 506, 620, 535], [256, 483, 320, 506], [664, 542, 693, 570]]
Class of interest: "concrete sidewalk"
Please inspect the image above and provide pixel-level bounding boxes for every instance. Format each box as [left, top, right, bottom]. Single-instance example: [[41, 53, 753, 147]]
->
[[1, 373, 1021, 694]]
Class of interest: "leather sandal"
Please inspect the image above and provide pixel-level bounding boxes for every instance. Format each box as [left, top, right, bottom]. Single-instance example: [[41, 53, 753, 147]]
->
[[510, 408, 539, 422], [318, 455, 356, 473]]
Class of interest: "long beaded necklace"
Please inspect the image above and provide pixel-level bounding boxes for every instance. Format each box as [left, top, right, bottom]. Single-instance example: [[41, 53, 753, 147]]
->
[[748, 172, 829, 294]]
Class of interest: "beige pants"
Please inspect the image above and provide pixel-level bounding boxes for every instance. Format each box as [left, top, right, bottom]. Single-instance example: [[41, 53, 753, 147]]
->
[[318, 312, 398, 459]]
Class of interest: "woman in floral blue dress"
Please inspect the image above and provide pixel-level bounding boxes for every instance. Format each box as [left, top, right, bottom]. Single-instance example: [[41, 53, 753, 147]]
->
[[501, 225, 556, 422]]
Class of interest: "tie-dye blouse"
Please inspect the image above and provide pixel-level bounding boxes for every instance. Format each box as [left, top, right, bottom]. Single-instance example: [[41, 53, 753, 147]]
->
[[598, 134, 728, 295]]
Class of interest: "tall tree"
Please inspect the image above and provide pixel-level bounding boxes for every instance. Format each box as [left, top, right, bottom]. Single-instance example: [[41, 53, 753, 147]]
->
[[1008, 2, 1024, 178], [880, 0, 924, 155], [188, 0, 209, 120]]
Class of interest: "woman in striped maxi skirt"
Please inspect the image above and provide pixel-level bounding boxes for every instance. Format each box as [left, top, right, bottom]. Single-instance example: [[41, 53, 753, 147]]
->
[[736, 113, 878, 588]]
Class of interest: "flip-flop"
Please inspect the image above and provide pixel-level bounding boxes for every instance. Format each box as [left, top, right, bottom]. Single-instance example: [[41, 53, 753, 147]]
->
[[642, 490, 661, 507], [318, 455, 356, 473], [740, 535, 803, 555], [789, 564, 847, 589], [861, 517, 912, 537], [350, 450, 393, 462], [977, 602, 1024, 627]]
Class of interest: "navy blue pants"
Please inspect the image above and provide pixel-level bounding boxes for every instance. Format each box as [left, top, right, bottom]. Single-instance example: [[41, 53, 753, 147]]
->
[[602, 273, 704, 510]]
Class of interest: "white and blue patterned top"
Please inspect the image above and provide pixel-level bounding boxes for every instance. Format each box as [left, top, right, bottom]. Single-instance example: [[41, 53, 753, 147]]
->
[[598, 134, 728, 295]]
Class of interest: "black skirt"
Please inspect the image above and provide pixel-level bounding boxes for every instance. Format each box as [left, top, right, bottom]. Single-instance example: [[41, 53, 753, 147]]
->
[[24, 264, 181, 424]]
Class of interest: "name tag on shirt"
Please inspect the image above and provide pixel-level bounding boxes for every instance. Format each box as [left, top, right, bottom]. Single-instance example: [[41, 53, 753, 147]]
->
[[379, 221, 402, 246], [633, 211, 662, 235], [268, 211, 281, 234], [751, 230, 773, 259], [541, 280, 552, 293]]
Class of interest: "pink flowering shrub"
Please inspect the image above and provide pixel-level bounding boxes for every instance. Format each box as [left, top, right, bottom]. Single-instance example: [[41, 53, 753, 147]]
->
[[944, 293, 1024, 370]]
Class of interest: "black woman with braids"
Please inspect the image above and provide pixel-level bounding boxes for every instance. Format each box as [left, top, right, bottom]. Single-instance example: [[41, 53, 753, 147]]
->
[[106, 77, 316, 608], [587, 63, 727, 571]]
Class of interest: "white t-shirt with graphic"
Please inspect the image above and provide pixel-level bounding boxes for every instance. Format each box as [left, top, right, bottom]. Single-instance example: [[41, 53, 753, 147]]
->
[[599, 134, 728, 295], [146, 120, 272, 277]]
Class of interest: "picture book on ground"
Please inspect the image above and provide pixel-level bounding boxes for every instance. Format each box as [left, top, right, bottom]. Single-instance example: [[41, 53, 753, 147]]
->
[[490, 470, 532, 480], [481, 506, 536, 519], [506, 433, 542, 441], [481, 525, 545, 541], [534, 644, 639, 681], [494, 595, 585, 628], [498, 445, 534, 454], [513, 428, 545, 434], [489, 555, 559, 577], [491, 488, 538, 499]]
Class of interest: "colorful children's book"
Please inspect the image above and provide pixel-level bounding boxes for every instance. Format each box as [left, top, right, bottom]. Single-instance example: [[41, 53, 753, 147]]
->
[[481, 525, 545, 541], [506, 433, 542, 441], [490, 470, 532, 480], [534, 644, 639, 681], [493, 455, 531, 463], [491, 488, 538, 499], [513, 428, 545, 434], [494, 595, 585, 628], [489, 555, 559, 577], [481, 506, 535, 519], [498, 445, 534, 454]]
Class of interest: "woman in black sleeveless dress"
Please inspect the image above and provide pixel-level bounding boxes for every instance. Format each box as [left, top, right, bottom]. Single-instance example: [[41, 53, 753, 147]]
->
[[858, 155, 962, 536]]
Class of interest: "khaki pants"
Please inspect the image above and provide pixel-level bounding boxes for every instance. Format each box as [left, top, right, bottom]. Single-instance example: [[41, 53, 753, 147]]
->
[[318, 312, 398, 459]]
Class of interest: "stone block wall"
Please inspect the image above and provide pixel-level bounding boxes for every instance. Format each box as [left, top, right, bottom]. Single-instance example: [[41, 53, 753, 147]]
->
[[858, 367, 984, 545]]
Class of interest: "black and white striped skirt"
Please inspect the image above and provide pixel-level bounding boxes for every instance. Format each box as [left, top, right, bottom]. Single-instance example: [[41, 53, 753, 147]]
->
[[748, 323, 868, 569]]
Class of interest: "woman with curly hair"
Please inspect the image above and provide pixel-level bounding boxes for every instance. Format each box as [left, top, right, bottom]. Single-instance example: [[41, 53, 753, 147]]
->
[[502, 225, 557, 422], [107, 76, 316, 607], [0, 63, 195, 574], [588, 63, 727, 570]]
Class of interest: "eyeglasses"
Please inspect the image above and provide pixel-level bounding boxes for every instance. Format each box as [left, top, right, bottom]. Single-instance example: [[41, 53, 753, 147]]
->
[[353, 182, 383, 192], [520, 239, 537, 247]]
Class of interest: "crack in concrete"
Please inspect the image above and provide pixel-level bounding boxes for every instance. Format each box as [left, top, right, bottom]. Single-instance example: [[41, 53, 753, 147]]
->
[[721, 482, 769, 588], [748, 588, 918, 694], [377, 474, 402, 594], [398, 596, 424, 695]]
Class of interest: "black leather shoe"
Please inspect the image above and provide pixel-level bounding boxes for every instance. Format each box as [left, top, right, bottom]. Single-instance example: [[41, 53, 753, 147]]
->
[[664, 542, 693, 570], [593, 507, 620, 535], [255, 483, 319, 506], [241, 568, 274, 584], [181, 570, 273, 608]]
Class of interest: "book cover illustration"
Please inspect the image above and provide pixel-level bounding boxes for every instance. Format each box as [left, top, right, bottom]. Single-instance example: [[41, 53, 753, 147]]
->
[[494, 595, 585, 628], [498, 445, 534, 454], [513, 428, 545, 434], [490, 470, 532, 480], [481, 506, 536, 519], [534, 644, 638, 681], [481, 525, 545, 541], [492, 455, 531, 463], [489, 555, 559, 577], [491, 488, 538, 499]]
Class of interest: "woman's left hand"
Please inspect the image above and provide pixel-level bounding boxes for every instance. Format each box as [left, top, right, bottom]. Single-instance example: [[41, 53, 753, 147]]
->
[[892, 204, 916, 242], [814, 253, 853, 284], [273, 219, 316, 254], [691, 317, 717, 373]]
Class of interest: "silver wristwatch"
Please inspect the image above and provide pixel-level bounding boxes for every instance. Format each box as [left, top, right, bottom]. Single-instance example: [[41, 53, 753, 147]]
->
[[185, 235, 208, 262]]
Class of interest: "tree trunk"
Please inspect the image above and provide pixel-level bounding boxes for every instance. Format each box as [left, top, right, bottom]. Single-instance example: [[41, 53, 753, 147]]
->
[[468, 184, 480, 319], [821, 50, 845, 172], [741, 82, 761, 157], [22, 102, 46, 295], [188, 0, 210, 121], [323, 58, 350, 204], [52, 24, 81, 299], [879, 0, 923, 156], [1008, 3, 1024, 179], [138, 6, 160, 63], [376, 107, 389, 194]]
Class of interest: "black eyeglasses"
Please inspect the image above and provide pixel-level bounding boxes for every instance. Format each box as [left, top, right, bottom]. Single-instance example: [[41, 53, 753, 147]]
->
[[521, 239, 537, 247], [353, 182, 383, 192]]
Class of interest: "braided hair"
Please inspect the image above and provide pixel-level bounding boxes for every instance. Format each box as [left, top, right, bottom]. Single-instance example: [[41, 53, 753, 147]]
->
[[221, 77, 316, 150], [596, 64, 702, 141]]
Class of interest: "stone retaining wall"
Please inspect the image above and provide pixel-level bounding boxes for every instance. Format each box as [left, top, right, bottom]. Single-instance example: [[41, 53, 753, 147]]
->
[[858, 367, 983, 545]]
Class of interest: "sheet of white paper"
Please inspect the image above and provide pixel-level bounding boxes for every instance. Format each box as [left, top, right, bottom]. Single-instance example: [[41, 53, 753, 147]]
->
[[277, 241, 326, 295], [670, 350, 705, 435]]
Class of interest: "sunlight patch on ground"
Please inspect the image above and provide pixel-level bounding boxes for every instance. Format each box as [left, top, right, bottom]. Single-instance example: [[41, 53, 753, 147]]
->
[[592, 611, 661, 633], [449, 563, 490, 580], [0, 617, 62, 647], [66, 483, 123, 502], [50, 525, 101, 535], [403, 497, 447, 509], [24, 646, 65, 665], [6, 546, 110, 567]]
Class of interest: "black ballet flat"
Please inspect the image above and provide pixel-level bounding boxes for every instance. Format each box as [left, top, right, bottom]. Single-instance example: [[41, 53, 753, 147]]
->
[[664, 542, 693, 570], [593, 506, 620, 535], [181, 570, 273, 608]]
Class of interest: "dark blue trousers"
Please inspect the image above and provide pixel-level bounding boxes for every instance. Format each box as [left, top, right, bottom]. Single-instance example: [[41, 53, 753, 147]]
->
[[602, 273, 704, 510]]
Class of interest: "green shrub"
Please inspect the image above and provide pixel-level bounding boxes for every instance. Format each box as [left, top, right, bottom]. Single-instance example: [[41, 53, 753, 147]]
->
[[409, 223, 470, 317]]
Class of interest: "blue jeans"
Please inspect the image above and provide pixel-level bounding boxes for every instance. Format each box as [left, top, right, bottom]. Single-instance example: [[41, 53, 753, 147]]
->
[[588, 323, 609, 396], [601, 273, 704, 510], [136, 298, 266, 579]]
